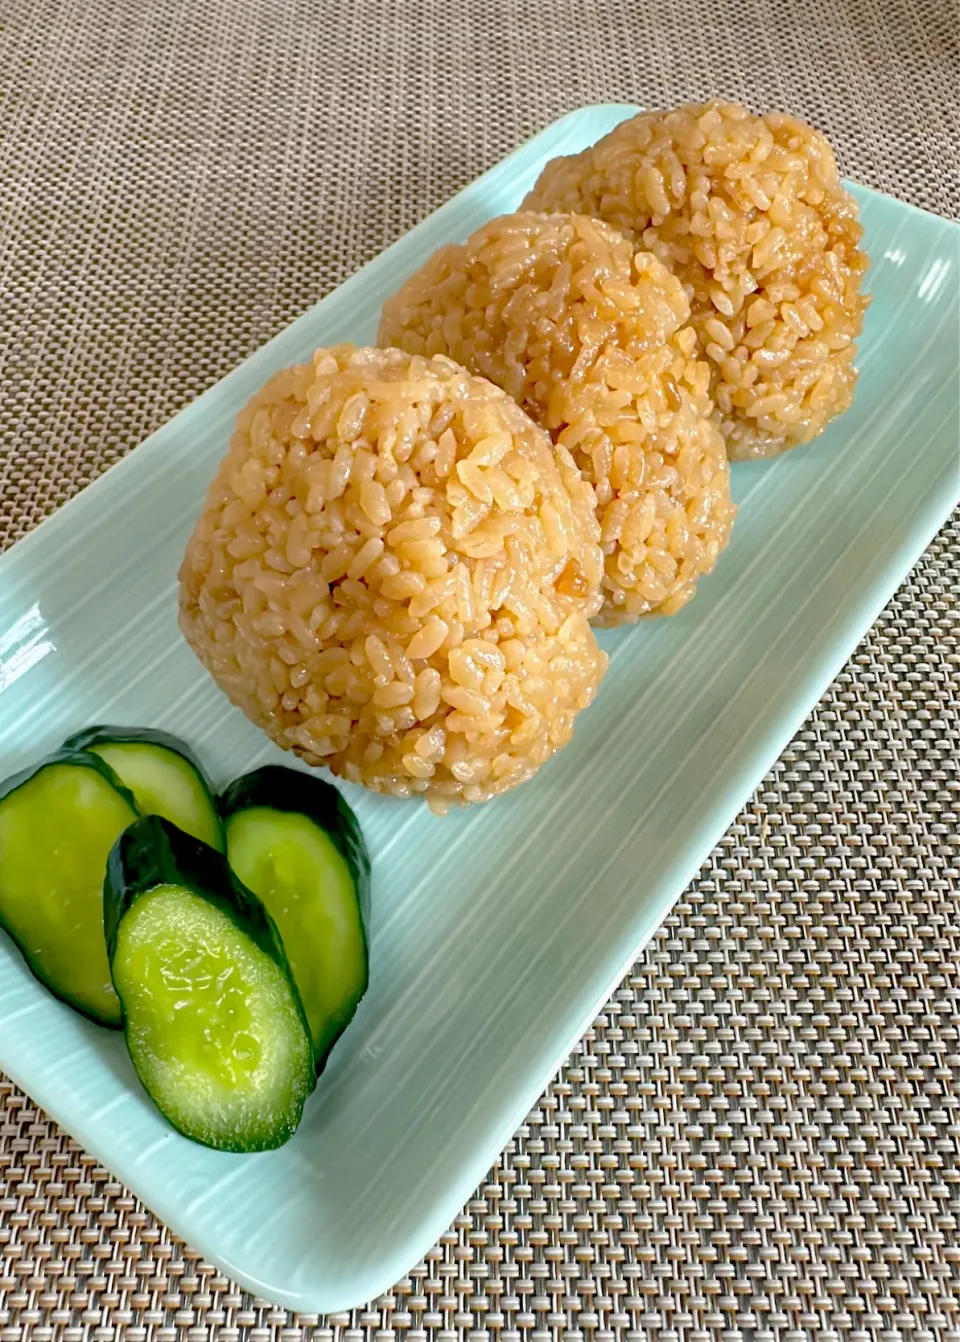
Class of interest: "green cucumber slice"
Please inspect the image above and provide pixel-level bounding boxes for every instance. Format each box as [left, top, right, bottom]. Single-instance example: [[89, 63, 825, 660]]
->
[[63, 726, 224, 851], [0, 750, 139, 1025], [219, 767, 370, 1070], [104, 816, 313, 1152]]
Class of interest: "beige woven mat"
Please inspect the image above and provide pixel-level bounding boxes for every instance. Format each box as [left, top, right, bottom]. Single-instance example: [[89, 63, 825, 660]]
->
[[2, 0, 959, 1336]]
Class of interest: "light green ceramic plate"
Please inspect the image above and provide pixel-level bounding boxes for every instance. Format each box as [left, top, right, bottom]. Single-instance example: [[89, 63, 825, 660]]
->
[[0, 106, 957, 1312]]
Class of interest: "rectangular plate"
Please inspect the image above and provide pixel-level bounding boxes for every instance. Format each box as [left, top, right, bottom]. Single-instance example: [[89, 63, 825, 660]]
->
[[0, 105, 958, 1313]]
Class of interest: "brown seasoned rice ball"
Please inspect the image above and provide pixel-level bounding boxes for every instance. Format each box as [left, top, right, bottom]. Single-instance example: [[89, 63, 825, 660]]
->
[[179, 344, 607, 806], [522, 102, 870, 459], [379, 212, 735, 625]]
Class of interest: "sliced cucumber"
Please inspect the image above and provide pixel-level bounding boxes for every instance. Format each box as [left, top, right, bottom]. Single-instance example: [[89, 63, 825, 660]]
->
[[219, 767, 370, 1070], [0, 750, 139, 1025], [104, 815, 313, 1152], [63, 726, 224, 852]]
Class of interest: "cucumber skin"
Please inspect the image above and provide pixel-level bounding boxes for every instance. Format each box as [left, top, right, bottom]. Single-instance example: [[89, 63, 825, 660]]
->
[[0, 746, 137, 810], [63, 725, 213, 784], [103, 814, 314, 1067], [105, 816, 316, 1150], [0, 748, 140, 1028], [218, 767, 371, 924], [62, 725, 225, 852], [218, 767, 371, 1073], [105, 815, 307, 997]]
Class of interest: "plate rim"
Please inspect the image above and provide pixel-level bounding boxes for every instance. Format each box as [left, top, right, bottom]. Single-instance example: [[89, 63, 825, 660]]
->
[[1, 102, 958, 1313]]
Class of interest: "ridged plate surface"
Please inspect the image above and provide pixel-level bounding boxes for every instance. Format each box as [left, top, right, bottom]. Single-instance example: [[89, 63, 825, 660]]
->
[[0, 105, 957, 1312]]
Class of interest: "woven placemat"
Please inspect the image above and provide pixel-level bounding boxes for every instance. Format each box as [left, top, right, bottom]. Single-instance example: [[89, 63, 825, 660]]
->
[[1, 0, 958, 1336]]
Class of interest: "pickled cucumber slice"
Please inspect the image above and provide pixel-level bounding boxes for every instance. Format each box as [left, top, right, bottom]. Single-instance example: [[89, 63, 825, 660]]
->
[[0, 750, 139, 1025], [105, 816, 313, 1152]]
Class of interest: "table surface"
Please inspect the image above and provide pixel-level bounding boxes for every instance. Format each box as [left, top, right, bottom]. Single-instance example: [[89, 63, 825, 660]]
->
[[2, 0, 958, 1337]]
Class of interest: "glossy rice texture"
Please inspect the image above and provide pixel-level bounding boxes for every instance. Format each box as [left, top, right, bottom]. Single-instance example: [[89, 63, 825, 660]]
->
[[522, 102, 870, 459], [379, 212, 735, 624], [179, 344, 607, 806]]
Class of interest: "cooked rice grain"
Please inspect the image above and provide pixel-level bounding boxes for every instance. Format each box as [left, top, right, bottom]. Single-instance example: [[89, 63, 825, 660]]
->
[[379, 212, 735, 624], [179, 344, 607, 806], [522, 102, 870, 459]]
